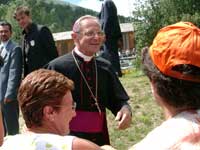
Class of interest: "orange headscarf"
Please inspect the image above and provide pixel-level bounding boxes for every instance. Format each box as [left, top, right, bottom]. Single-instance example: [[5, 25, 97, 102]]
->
[[150, 22, 200, 82]]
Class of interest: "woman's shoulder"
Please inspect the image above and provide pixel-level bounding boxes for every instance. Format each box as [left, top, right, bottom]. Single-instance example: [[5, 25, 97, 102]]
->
[[1, 134, 36, 149], [132, 110, 200, 150], [1, 134, 75, 150]]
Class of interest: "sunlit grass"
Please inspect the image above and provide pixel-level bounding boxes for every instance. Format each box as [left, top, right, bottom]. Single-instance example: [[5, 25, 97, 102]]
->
[[107, 69, 164, 149]]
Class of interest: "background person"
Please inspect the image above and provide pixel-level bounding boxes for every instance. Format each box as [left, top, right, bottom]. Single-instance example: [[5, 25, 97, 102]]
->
[[98, 0, 122, 77], [1, 69, 115, 150], [0, 21, 22, 135], [13, 6, 58, 76], [46, 15, 132, 146], [130, 22, 200, 150]]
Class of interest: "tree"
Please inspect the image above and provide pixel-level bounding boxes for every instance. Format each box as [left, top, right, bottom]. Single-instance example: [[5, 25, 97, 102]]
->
[[133, 0, 200, 54], [0, 0, 10, 5]]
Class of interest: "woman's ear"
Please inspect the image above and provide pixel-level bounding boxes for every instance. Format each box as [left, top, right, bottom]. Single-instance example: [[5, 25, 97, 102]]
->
[[43, 106, 55, 121]]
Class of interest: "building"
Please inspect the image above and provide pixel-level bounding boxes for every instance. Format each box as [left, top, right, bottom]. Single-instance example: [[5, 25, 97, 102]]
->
[[52, 31, 74, 56], [120, 23, 134, 53]]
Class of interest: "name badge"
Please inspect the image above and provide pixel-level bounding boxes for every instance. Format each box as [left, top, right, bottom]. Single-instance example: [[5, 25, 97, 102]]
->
[[30, 40, 35, 46]]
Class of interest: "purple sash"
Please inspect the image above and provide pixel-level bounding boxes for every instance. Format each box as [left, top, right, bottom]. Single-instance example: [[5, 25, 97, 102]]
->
[[69, 110, 105, 132]]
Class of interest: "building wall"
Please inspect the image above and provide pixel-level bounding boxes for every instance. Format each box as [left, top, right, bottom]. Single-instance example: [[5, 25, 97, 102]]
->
[[55, 39, 75, 56], [121, 31, 134, 52]]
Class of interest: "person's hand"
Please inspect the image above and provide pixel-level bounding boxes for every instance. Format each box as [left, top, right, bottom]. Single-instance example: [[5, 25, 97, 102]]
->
[[115, 105, 132, 130], [101, 145, 116, 150], [4, 98, 12, 104]]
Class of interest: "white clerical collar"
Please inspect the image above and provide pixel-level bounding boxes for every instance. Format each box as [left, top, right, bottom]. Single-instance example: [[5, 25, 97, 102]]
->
[[74, 47, 93, 62]]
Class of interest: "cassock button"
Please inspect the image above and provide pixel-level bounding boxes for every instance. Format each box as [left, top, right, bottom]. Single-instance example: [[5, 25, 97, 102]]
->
[[87, 77, 91, 81], [86, 68, 90, 73]]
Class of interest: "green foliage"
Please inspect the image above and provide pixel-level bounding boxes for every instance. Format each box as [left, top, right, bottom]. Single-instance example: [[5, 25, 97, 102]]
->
[[132, 0, 200, 54], [0, 0, 9, 5]]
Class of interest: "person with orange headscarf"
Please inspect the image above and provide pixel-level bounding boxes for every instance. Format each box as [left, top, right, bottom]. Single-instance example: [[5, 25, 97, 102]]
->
[[130, 22, 200, 150]]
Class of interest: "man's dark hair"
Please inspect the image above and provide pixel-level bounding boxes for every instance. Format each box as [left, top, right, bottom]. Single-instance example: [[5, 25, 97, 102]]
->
[[0, 21, 12, 32]]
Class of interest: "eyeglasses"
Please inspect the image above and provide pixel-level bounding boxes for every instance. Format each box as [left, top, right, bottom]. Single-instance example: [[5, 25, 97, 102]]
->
[[77, 31, 105, 37], [54, 102, 76, 110]]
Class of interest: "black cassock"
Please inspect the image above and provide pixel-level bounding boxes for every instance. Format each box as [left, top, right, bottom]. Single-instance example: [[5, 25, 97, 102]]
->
[[46, 51, 129, 145], [98, 0, 122, 77]]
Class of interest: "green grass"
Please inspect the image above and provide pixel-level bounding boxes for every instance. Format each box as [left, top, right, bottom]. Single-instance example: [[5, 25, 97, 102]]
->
[[107, 69, 164, 149]]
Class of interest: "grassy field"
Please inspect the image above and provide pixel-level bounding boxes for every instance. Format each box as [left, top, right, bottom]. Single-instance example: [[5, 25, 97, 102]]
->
[[19, 69, 164, 149], [107, 69, 164, 149]]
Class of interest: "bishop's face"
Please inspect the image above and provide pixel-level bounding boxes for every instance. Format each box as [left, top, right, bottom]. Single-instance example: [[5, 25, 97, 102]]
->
[[73, 18, 105, 56]]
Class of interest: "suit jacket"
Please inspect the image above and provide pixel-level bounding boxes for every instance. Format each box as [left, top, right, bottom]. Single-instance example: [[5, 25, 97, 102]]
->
[[22, 23, 58, 76], [0, 40, 22, 102]]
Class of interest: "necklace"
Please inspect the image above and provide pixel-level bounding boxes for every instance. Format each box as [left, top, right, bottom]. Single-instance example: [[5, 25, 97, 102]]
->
[[72, 51, 101, 114]]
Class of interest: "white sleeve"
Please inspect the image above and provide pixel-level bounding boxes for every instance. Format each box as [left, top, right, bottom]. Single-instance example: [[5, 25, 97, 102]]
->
[[63, 135, 75, 150]]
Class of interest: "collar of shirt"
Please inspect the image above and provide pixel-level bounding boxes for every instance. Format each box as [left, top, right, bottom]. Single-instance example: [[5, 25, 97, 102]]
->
[[22, 22, 35, 35], [0, 40, 9, 49], [74, 47, 94, 62]]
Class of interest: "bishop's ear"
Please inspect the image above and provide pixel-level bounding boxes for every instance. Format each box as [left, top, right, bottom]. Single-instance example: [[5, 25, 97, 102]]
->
[[71, 32, 79, 40]]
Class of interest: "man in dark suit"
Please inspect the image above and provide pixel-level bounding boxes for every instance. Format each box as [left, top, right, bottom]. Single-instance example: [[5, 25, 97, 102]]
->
[[0, 21, 22, 135], [13, 6, 58, 76]]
